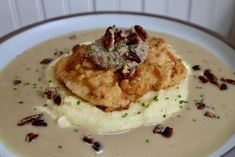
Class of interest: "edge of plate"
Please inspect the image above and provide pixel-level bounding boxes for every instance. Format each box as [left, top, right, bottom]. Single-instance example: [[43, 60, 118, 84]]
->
[[0, 11, 235, 50]]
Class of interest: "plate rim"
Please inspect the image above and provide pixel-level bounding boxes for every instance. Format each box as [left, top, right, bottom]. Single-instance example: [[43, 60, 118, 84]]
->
[[0, 11, 234, 157], [0, 11, 235, 50]]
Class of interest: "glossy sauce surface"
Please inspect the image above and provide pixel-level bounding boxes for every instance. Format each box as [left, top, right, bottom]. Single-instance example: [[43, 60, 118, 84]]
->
[[0, 29, 235, 157]]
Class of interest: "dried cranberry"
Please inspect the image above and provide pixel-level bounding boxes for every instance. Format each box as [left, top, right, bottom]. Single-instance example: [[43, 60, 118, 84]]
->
[[192, 65, 201, 71], [195, 102, 206, 110]]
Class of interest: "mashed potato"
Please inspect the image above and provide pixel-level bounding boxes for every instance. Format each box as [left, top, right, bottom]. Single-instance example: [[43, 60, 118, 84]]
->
[[38, 52, 190, 135]]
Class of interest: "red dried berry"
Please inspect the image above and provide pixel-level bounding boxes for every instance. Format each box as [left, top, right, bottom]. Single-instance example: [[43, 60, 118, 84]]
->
[[45, 87, 57, 99], [221, 78, 235, 85], [204, 111, 216, 118], [82, 135, 95, 144], [32, 119, 47, 127]]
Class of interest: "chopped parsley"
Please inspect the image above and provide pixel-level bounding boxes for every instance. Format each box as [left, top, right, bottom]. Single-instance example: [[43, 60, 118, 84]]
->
[[57, 145, 63, 149], [145, 139, 150, 143], [18, 101, 24, 104], [157, 64, 162, 68], [163, 114, 166, 118], [74, 129, 79, 132]]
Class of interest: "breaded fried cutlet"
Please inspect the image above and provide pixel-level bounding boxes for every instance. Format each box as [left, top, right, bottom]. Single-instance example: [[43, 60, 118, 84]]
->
[[55, 37, 186, 112]]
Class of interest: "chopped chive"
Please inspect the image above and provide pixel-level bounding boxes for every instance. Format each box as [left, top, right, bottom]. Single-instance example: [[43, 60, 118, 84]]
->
[[177, 95, 181, 98], [57, 145, 63, 149], [153, 96, 158, 101], [74, 129, 79, 132], [122, 113, 128, 118], [163, 114, 166, 118], [157, 64, 162, 68], [18, 101, 24, 104], [76, 100, 80, 106], [179, 100, 188, 104], [48, 80, 52, 83], [145, 139, 150, 143], [137, 111, 141, 115]]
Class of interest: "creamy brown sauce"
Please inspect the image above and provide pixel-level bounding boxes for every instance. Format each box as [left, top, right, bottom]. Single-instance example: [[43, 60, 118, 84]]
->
[[0, 29, 235, 157]]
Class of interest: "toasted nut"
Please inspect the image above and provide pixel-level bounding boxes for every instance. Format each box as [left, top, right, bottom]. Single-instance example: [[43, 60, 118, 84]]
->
[[103, 27, 114, 50], [54, 95, 63, 105], [153, 124, 163, 134], [127, 33, 139, 45], [127, 51, 141, 63], [161, 127, 173, 138], [25, 133, 39, 142], [17, 114, 43, 126], [40, 58, 53, 64], [82, 135, 95, 144], [45, 87, 57, 99], [204, 111, 216, 118], [114, 30, 125, 44], [134, 25, 148, 41], [195, 102, 206, 110]]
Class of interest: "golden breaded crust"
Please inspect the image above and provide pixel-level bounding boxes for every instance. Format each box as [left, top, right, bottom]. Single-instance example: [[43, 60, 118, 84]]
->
[[55, 37, 186, 112]]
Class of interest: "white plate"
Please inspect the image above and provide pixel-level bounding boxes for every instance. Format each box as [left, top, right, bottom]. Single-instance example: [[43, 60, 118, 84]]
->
[[0, 12, 234, 157]]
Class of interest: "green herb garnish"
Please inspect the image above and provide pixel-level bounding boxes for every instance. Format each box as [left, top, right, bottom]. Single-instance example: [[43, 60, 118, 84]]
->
[[76, 100, 80, 106], [122, 113, 128, 118]]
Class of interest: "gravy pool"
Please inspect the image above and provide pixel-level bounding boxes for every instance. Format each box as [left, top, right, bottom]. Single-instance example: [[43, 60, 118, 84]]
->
[[0, 29, 235, 157]]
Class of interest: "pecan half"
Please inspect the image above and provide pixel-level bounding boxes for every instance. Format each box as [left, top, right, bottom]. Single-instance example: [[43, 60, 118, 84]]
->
[[13, 80, 22, 85], [17, 114, 43, 126], [127, 33, 139, 45], [126, 51, 141, 63], [32, 119, 47, 127], [114, 30, 125, 44], [153, 124, 163, 134], [103, 27, 114, 50], [161, 127, 173, 138], [40, 58, 53, 64], [134, 25, 148, 41], [221, 78, 235, 85], [25, 133, 38, 142], [82, 135, 95, 144], [195, 102, 206, 110], [204, 111, 216, 118], [45, 87, 57, 99], [54, 95, 62, 105]]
